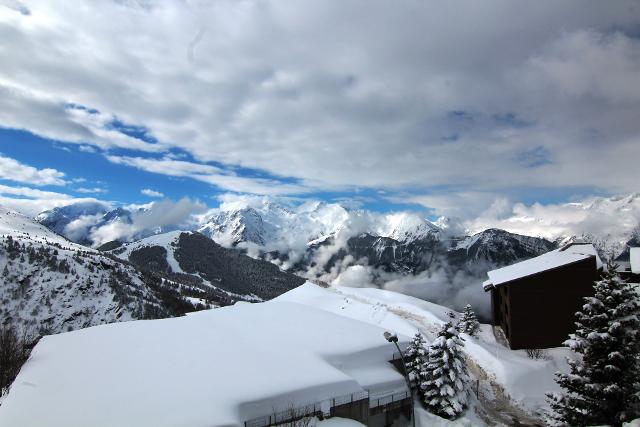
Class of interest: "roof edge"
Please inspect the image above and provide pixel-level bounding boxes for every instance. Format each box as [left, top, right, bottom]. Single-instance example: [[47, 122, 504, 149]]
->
[[486, 254, 597, 289]]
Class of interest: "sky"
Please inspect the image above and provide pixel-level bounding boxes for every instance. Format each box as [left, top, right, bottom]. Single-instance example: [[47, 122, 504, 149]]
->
[[0, 0, 639, 221]]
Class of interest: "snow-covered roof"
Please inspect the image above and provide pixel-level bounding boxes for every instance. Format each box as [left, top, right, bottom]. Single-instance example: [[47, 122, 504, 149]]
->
[[483, 243, 600, 290], [631, 247, 640, 274], [0, 292, 408, 427]]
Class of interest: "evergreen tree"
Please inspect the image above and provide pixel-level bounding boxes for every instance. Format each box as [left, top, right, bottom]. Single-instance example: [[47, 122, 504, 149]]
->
[[421, 322, 469, 419], [405, 332, 428, 384], [456, 304, 480, 337], [546, 266, 640, 426]]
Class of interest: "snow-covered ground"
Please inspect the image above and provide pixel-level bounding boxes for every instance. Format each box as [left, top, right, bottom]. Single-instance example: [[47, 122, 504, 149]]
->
[[0, 206, 89, 250], [0, 292, 410, 427], [0, 281, 572, 426], [278, 283, 571, 424]]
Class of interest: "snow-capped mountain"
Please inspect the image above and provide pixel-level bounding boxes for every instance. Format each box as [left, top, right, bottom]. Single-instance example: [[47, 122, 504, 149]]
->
[[198, 199, 355, 251], [35, 202, 178, 247], [35, 202, 111, 245], [468, 193, 640, 259], [195, 199, 555, 278], [447, 228, 556, 268], [198, 207, 271, 246], [36, 202, 130, 246], [382, 212, 441, 242], [35, 194, 640, 285]]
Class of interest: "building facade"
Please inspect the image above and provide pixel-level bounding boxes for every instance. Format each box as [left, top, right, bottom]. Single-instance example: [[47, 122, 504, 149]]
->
[[484, 243, 600, 349]]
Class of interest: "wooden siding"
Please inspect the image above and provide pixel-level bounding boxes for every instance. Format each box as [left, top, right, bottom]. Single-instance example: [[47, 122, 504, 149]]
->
[[491, 256, 598, 350]]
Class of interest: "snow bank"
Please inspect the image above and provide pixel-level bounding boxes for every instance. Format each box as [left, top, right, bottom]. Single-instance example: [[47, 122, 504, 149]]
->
[[0, 293, 408, 427], [317, 417, 367, 427], [1, 281, 573, 426], [283, 284, 571, 420]]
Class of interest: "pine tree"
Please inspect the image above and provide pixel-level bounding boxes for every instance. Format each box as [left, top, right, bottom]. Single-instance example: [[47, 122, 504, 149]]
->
[[405, 332, 428, 385], [421, 322, 469, 419], [456, 304, 480, 337], [546, 266, 640, 426]]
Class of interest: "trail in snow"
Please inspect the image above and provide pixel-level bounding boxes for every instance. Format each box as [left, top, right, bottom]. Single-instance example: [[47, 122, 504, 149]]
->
[[293, 284, 559, 426]]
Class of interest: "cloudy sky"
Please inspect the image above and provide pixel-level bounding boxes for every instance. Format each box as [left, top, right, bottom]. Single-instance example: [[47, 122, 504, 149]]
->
[[0, 0, 639, 220]]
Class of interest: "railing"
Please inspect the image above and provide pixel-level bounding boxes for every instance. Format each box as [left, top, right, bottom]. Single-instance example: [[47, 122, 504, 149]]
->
[[331, 391, 369, 407], [243, 391, 369, 427], [391, 351, 404, 361], [369, 390, 411, 409], [243, 388, 410, 426]]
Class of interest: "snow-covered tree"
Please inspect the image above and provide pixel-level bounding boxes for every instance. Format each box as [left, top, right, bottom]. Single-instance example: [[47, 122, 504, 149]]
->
[[456, 304, 479, 337], [546, 266, 640, 426], [405, 332, 428, 384], [421, 322, 469, 419]]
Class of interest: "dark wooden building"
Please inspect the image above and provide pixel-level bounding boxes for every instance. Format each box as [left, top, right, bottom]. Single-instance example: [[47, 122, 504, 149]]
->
[[616, 247, 640, 283], [483, 243, 601, 350]]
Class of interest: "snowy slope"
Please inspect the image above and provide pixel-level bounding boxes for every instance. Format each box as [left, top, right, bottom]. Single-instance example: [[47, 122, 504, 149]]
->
[[115, 230, 185, 274], [2, 206, 86, 249], [112, 230, 306, 302], [279, 283, 571, 425], [1, 280, 573, 426], [0, 206, 176, 334]]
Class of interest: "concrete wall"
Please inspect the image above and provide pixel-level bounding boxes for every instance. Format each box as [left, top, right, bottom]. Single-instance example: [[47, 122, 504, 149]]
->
[[330, 398, 369, 424]]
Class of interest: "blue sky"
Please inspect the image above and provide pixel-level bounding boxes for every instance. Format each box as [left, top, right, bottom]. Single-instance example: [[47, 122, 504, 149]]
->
[[0, 1, 638, 221], [0, 127, 427, 214]]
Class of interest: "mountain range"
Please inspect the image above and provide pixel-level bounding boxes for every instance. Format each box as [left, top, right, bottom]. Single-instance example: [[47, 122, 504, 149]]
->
[[6, 193, 637, 333], [34, 195, 640, 278]]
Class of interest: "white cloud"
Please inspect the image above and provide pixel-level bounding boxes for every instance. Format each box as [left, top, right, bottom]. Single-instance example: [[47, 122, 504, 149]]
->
[[0, 1, 638, 208], [141, 188, 164, 198], [76, 187, 107, 194], [0, 154, 67, 186], [390, 191, 501, 219], [466, 193, 640, 252], [0, 183, 103, 216], [89, 197, 206, 246], [78, 145, 97, 153], [107, 155, 311, 195]]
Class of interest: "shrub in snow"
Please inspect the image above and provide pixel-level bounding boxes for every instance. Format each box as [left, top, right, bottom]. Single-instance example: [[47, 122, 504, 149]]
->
[[525, 348, 548, 360], [421, 322, 469, 419], [0, 324, 33, 395], [546, 266, 640, 426], [405, 333, 428, 385], [456, 304, 479, 337]]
